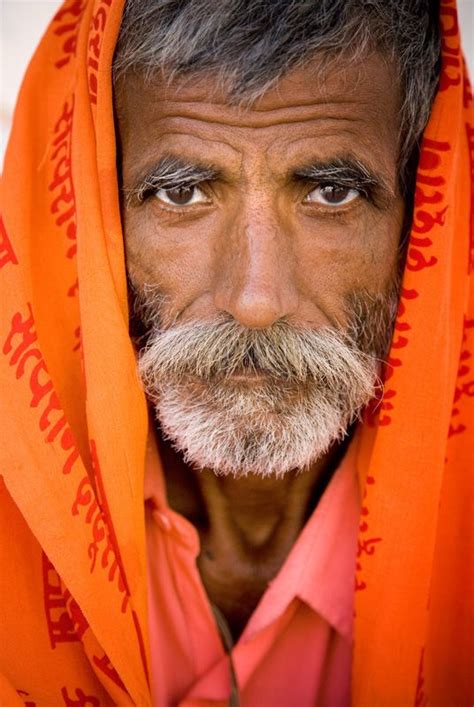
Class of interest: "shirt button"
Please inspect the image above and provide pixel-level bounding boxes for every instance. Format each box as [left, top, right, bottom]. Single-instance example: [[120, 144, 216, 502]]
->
[[153, 509, 172, 532]]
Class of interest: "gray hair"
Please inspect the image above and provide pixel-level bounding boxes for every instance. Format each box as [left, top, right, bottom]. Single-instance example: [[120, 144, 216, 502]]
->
[[113, 0, 440, 185]]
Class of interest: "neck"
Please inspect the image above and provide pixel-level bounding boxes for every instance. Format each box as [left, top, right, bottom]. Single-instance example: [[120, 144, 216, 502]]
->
[[156, 426, 349, 639], [157, 429, 347, 543], [193, 461, 335, 550]]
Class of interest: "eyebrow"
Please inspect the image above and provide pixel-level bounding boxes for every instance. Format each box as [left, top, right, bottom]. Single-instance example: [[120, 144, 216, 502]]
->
[[292, 156, 394, 203], [125, 153, 394, 208], [124, 154, 221, 206]]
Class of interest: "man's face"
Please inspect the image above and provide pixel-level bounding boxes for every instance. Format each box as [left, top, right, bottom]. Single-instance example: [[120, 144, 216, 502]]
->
[[115, 53, 405, 477]]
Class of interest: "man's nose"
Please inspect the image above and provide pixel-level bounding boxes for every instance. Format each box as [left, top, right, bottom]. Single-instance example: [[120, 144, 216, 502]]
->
[[213, 203, 298, 329]]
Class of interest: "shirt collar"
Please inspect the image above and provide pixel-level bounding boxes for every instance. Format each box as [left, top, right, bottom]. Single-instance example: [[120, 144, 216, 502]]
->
[[242, 434, 360, 641], [296, 435, 360, 637]]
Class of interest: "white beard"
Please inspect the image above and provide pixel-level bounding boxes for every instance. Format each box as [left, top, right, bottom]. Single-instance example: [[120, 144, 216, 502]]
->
[[137, 319, 379, 478]]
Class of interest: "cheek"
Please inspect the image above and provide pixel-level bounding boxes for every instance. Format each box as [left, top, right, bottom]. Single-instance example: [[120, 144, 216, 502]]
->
[[123, 207, 218, 307], [295, 203, 403, 313]]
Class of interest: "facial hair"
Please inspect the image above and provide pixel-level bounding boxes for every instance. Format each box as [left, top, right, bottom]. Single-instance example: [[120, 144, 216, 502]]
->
[[133, 286, 398, 478]]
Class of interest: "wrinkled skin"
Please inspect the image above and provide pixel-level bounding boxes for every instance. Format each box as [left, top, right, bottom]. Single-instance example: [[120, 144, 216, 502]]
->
[[115, 53, 404, 638]]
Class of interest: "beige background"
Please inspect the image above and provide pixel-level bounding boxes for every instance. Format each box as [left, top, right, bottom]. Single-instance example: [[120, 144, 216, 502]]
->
[[1, 0, 473, 167]]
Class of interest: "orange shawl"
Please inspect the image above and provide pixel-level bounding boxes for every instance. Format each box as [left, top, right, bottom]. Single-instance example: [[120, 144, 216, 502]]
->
[[0, 0, 472, 704]]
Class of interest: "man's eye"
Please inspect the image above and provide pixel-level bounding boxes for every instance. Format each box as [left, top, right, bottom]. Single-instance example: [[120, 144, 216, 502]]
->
[[304, 184, 360, 206], [155, 185, 208, 206]]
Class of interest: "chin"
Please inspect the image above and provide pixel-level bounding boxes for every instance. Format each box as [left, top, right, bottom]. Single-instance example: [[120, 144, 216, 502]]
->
[[152, 379, 367, 478]]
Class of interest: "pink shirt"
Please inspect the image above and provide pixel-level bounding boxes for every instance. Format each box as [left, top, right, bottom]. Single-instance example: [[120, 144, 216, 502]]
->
[[145, 438, 360, 707]]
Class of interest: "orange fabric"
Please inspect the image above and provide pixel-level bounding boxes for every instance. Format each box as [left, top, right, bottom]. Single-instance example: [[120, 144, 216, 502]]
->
[[0, 0, 472, 705], [145, 428, 359, 706]]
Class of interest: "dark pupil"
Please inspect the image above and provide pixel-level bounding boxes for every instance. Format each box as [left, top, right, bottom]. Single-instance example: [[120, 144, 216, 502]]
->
[[320, 185, 350, 204], [166, 186, 194, 204]]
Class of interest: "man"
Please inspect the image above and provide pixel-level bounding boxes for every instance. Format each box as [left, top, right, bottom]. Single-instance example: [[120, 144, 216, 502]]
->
[[0, 0, 472, 705]]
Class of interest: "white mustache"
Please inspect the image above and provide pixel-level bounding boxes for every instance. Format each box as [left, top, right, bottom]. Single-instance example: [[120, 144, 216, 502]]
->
[[138, 317, 374, 387]]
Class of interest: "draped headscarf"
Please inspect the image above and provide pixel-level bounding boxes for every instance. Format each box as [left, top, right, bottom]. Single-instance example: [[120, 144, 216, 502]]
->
[[0, 0, 472, 704]]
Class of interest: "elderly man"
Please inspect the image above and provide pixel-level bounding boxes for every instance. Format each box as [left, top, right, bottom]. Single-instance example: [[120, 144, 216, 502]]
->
[[0, 0, 472, 706]]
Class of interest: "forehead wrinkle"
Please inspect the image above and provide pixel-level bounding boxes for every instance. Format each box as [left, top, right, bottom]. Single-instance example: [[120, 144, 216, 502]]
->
[[151, 73, 368, 107], [142, 116, 372, 166], [151, 104, 368, 130]]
